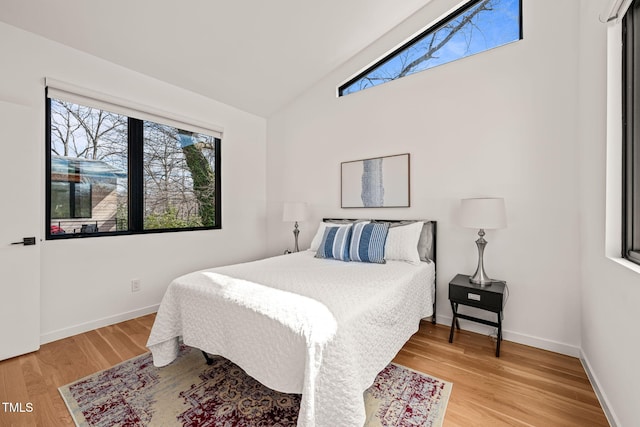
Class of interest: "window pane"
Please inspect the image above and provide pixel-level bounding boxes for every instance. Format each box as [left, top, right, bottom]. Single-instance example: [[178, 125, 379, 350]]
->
[[49, 99, 128, 235], [623, 1, 640, 264], [51, 182, 71, 220], [340, 0, 521, 96], [74, 182, 92, 218], [143, 122, 217, 230]]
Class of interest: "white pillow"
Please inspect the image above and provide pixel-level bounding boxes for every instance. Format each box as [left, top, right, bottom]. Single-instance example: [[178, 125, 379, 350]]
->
[[384, 221, 423, 265]]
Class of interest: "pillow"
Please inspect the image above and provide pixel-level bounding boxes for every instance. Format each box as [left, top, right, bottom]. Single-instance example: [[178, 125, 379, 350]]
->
[[384, 221, 423, 265], [417, 221, 434, 263], [315, 225, 352, 261], [375, 220, 434, 263], [349, 222, 390, 263], [308, 220, 368, 252], [308, 222, 347, 252]]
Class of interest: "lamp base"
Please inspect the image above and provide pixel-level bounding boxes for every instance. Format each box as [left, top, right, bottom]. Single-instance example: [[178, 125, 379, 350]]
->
[[292, 221, 300, 253], [470, 229, 493, 287], [469, 273, 493, 287]]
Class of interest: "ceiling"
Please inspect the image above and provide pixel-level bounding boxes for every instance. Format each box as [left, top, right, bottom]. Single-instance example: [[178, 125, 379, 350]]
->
[[0, 0, 430, 117]]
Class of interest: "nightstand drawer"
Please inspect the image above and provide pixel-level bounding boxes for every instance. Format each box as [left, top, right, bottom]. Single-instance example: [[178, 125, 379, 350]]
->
[[449, 284, 502, 311], [448, 274, 505, 312]]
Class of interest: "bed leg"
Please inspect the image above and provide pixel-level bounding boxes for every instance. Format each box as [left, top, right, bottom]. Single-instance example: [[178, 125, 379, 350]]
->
[[432, 274, 437, 325], [432, 302, 437, 324], [201, 351, 214, 365]]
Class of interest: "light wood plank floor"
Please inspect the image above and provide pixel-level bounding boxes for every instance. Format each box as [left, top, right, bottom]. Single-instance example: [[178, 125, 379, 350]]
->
[[394, 322, 609, 427], [0, 315, 609, 426]]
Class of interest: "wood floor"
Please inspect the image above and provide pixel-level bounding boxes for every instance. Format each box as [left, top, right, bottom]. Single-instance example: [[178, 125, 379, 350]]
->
[[393, 322, 609, 427], [0, 315, 608, 426]]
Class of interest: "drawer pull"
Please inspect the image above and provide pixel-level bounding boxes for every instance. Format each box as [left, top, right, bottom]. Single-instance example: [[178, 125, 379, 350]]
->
[[468, 293, 481, 301]]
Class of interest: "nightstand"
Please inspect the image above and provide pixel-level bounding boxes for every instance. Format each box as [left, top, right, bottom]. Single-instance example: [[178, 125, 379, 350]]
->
[[448, 273, 505, 357]]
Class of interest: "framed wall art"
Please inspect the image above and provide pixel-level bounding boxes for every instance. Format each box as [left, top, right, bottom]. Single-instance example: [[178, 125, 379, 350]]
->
[[341, 153, 410, 208]]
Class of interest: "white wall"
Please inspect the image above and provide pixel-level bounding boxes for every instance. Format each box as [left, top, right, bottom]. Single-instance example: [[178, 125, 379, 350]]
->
[[578, 1, 640, 426], [267, 0, 582, 356], [0, 22, 268, 342]]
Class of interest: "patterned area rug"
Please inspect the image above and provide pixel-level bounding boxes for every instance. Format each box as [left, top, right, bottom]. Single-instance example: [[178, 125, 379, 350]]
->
[[59, 346, 451, 427]]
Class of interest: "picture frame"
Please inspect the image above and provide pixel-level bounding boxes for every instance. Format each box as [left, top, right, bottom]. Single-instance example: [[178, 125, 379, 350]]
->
[[341, 153, 410, 208]]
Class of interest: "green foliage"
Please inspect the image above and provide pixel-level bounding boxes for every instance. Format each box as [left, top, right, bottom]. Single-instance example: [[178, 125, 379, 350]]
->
[[116, 203, 128, 231], [181, 143, 216, 227], [144, 205, 202, 230]]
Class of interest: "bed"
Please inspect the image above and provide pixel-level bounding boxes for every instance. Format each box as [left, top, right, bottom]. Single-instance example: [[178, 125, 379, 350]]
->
[[146, 219, 436, 427]]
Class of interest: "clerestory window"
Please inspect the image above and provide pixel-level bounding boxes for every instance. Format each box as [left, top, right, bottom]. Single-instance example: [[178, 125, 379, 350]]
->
[[339, 0, 522, 96]]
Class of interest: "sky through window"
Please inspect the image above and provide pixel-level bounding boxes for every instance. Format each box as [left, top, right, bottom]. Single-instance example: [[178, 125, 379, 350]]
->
[[339, 0, 522, 96]]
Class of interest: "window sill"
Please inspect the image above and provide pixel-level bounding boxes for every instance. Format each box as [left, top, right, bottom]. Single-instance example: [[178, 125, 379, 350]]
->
[[607, 256, 640, 275]]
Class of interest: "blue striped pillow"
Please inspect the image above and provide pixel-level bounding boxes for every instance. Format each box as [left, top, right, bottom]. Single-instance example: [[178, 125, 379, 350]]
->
[[349, 222, 390, 263], [315, 225, 352, 261]]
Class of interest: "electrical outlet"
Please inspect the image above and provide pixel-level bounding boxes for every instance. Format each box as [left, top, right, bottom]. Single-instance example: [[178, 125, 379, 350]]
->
[[131, 279, 141, 293]]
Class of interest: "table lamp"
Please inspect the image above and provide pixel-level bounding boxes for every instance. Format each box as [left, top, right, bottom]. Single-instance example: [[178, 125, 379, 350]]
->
[[282, 202, 308, 252], [459, 197, 507, 286]]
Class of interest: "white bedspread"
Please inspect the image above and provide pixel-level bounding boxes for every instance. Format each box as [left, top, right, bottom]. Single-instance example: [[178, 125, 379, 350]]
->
[[146, 251, 434, 427]]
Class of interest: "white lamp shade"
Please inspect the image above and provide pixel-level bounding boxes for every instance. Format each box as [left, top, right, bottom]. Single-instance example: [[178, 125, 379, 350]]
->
[[282, 202, 308, 222], [459, 198, 507, 229]]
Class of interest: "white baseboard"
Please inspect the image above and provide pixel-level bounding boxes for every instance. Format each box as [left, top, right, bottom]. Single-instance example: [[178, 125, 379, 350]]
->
[[580, 350, 620, 427], [435, 314, 581, 357], [40, 304, 159, 345]]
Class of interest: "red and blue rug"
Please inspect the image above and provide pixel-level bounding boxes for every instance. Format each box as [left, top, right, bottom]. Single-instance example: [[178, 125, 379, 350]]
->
[[59, 346, 451, 426]]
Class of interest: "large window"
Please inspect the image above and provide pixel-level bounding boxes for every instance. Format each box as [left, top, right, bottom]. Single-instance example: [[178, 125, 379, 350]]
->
[[46, 93, 221, 239], [623, 0, 640, 265], [338, 0, 522, 96]]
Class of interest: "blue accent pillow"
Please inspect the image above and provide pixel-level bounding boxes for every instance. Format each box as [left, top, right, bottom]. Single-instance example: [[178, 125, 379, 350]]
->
[[315, 225, 352, 261], [349, 222, 390, 263]]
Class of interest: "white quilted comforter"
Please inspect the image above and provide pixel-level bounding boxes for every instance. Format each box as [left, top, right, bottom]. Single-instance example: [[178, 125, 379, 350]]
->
[[146, 251, 435, 427]]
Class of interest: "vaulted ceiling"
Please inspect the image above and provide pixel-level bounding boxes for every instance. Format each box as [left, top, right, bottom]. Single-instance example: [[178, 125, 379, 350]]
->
[[0, 0, 430, 117]]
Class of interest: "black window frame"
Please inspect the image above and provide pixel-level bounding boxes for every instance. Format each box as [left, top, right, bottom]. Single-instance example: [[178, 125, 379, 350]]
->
[[623, 0, 640, 265], [45, 95, 222, 240], [338, 0, 523, 97]]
